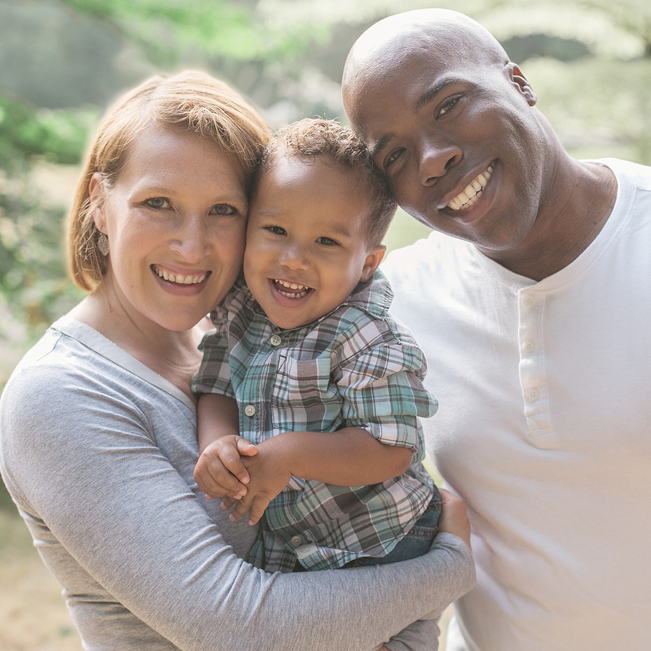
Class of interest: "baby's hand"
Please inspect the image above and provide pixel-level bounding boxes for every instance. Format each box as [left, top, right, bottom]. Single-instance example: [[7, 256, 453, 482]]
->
[[221, 438, 293, 525], [194, 435, 258, 500]]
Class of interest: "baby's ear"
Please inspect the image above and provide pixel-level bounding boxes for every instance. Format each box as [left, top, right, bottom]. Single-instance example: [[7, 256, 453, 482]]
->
[[360, 244, 386, 282]]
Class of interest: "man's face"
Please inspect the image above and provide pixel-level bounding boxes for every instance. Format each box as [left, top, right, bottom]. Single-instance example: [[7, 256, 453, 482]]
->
[[344, 45, 547, 257]]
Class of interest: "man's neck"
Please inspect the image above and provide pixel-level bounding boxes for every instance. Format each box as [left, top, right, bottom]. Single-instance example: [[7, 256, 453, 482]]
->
[[479, 158, 617, 282]]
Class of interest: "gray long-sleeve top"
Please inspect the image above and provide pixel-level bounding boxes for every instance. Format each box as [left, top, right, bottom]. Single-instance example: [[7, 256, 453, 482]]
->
[[0, 316, 474, 651]]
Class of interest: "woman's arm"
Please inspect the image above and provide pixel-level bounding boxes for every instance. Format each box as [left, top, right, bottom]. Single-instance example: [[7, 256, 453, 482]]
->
[[1, 361, 474, 651]]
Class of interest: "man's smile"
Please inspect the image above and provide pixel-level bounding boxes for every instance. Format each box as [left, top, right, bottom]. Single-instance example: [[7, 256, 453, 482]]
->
[[446, 162, 495, 211]]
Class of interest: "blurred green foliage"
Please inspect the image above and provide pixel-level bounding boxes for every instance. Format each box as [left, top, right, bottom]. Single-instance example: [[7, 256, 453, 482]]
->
[[1, 0, 650, 345], [0, 93, 94, 330]]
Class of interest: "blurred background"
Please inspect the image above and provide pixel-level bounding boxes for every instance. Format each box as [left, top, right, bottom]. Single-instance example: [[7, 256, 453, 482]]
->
[[0, 0, 649, 648]]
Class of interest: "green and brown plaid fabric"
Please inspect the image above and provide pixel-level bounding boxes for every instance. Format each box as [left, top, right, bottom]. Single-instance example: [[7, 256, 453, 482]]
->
[[193, 271, 437, 572]]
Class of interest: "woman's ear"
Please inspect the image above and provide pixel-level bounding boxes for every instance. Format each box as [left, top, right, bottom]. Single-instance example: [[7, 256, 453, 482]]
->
[[359, 244, 387, 282], [89, 173, 107, 232]]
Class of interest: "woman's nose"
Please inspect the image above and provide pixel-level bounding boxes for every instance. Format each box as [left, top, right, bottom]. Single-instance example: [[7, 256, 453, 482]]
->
[[170, 215, 208, 262]]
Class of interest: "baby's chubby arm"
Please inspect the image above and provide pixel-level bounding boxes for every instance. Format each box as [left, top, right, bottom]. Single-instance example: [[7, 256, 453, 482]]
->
[[224, 427, 414, 525], [194, 393, 258, 500]]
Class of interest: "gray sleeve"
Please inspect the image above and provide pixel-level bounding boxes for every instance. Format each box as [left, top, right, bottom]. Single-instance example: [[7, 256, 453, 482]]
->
[[1, 365, 474, 651], [384, 619, 441, 651]]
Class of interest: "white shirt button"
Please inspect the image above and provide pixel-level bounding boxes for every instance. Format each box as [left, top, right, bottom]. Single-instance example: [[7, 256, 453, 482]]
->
[[522, 294, 536, 307], [290, 535, 304, 548], [524, 388, 540, 403], [270, 334, 282, 346], [521, 340, 535, 354], [244, 404, 256, 417]]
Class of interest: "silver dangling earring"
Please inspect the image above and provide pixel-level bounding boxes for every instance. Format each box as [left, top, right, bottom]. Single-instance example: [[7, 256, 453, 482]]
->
[[97, 233, 110, 256]]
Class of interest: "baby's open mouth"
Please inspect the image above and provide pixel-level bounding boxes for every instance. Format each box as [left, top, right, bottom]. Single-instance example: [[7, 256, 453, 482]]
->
[[273, 279, 311, 299]]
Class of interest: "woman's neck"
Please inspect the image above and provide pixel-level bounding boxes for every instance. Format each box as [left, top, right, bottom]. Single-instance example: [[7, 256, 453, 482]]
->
[[70, 291, 208, 401]]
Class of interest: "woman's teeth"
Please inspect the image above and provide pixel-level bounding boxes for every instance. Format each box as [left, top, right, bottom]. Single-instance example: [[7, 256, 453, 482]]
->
[[274, 279, 310, 299], [154, 266, 206, 285], [447, 163, 495, 211]]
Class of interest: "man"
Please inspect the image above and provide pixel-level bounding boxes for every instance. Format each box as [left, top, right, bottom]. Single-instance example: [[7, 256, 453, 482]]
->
[[342, 9, 651, 651]]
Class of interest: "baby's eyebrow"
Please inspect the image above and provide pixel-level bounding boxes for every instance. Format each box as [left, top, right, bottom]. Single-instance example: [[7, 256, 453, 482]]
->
[[327, 222, 353, 238]]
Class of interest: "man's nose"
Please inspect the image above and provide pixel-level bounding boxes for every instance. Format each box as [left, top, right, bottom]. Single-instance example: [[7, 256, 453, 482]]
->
[[419, 138, 462, 186]]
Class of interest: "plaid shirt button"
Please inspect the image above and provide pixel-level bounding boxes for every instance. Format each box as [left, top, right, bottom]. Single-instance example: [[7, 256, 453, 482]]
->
[[270, 334, 282, 346], [244, 404, 256, 417]]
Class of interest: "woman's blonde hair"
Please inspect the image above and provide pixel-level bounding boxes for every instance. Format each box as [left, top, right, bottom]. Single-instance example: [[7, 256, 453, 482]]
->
[[68, 70, 271, 291]]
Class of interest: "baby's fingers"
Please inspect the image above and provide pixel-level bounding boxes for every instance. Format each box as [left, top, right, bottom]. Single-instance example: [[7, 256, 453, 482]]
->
[[221, 495, 238, 511], [194, 456, 247, 499], [247, 496, 270, 526], [216, 441, 251, 485]]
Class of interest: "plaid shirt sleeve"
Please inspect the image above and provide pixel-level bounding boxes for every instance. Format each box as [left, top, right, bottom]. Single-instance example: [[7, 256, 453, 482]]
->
[[190, 305, 234, 399], [333, 317, 438, 452]]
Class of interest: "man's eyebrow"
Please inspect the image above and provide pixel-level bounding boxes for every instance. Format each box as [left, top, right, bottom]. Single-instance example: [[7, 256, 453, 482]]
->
[[370, 133, 395, 161], [414, 76, 467, 112], [369, 76, 468, 161]]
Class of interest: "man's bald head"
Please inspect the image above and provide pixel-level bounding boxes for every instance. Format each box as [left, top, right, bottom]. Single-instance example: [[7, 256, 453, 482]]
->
[[343, 9, 510, 137], [339, 8, 558, 259]]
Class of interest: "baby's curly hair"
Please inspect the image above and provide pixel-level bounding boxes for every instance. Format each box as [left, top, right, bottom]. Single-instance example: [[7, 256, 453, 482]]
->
[[255, 118, 396, 246]]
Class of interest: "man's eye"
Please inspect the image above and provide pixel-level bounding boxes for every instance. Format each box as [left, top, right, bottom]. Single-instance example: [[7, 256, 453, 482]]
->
[[438, 96, 460, 117], [317, 236, 339, 246], [145, 197, 170, 209], [212, 204, 237, 216], [266, 225, 286, 235], [385, 148, 404, 170]]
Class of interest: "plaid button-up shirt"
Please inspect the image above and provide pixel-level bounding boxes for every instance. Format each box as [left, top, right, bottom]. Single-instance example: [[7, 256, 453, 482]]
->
[[193, 271, 438, 572]]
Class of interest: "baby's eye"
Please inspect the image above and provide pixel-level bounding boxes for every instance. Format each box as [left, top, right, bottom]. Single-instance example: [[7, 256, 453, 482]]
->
[[266, 225, 286, 236], [212, 204, 238, 216], [145, 197, 170, 209], [316, 236, 339, 246]]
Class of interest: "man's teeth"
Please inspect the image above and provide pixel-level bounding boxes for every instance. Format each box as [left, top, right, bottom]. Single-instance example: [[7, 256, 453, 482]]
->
[[447, 163, 495, 211], [154, 266, 206, 285], [274, 279, 310, 298]]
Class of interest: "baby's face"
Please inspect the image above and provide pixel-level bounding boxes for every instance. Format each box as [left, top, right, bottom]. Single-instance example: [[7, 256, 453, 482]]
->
[[243, 155, 384, 330]]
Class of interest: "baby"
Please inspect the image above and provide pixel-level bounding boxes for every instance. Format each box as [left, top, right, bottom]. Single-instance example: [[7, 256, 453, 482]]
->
[[192, 118, 441, 574]]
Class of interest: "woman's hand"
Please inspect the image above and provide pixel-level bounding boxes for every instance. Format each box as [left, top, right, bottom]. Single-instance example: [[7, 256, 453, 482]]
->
[[438, 488, 471, 550]]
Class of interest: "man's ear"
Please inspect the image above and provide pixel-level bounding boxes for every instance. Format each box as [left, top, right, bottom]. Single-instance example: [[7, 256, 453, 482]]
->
[[507, 63, 537, 106], [88, 172, 107, 232], [360, 244, 386, 282]]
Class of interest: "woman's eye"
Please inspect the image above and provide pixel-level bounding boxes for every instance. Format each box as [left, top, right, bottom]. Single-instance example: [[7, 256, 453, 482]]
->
[[145, 197, 170, 209], [316, 236, 339, 246], [266, 225, 286, 236], [438, 96, 460, 117], [212, 204, 237, 216]]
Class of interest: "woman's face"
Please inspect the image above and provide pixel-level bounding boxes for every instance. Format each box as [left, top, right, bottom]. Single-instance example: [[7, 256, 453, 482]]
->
[[92, 126, 248, 332]]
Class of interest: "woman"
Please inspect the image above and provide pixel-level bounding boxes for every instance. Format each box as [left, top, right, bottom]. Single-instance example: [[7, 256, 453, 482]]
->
[[0, 71, 474, 650]]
